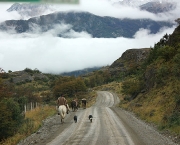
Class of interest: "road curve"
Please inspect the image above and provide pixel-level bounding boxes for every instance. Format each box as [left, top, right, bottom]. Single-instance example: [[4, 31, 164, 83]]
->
[[46, 91, 176, 145]]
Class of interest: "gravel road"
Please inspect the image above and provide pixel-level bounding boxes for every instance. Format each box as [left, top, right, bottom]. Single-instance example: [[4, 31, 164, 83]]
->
[[18, 91, 178, 145]]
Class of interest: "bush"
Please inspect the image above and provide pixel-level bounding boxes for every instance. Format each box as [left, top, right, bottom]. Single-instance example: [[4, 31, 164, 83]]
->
[[0, 102, 14, 140], [157, 46, 176, 61], [168, 111, 180, 127], [0, 98, 23, 141], [121, 78, 143, 99]]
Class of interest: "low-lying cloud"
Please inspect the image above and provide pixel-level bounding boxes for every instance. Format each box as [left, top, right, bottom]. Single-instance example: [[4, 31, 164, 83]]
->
[[0, 25, 176, 74], [27, 23, 92, 38]]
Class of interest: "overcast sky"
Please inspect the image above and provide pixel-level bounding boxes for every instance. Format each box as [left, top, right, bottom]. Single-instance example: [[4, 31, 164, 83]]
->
[[0, 0, 179, 74]]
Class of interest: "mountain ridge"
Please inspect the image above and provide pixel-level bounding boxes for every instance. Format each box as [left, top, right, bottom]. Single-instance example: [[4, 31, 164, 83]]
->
[[140, 1, 176, 13], [6, 2, 54, 19], [0, 11, 174, 38]]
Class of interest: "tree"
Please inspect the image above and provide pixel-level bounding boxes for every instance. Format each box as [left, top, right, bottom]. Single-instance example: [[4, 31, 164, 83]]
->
[[0, 79, 13, 101], [0, 102, 14, 140], [0, 98, 23, 140], [53, 77, 87, 97]]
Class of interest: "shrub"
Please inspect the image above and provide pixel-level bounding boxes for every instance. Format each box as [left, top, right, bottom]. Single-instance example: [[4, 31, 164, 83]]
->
[[121, 78, 143, 99], [0, 98, 23, 141], [168, 111, 180, 127]]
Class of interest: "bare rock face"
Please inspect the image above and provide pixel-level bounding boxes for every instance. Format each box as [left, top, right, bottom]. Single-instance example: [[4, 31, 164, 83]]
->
[[109, 48, 151, 76], [120, 48, 151, 63]]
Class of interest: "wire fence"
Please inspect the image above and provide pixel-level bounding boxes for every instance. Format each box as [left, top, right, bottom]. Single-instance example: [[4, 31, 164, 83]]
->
[[24, 102, 41, 113]]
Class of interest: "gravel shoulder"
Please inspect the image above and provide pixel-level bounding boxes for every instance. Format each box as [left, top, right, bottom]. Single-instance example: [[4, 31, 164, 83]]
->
[[17, 91, 178, 145]]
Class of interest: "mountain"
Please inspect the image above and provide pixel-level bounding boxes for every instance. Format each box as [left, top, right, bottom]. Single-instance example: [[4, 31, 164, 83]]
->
[[111, 0, 153, 7], [0, 11, 174, 38], [140, 1, 176, 13], [7, 3, 54, 19], [111, 0, 177, 13], [108, 48, 151, 76], [60, 67, 102, 77], [111, 0, 176, 7]]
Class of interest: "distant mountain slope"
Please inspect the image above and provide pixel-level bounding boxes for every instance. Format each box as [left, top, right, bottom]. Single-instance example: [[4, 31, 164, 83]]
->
[[111, 0, 176, 7], [111, 0, 177, 13], [112, 0, 153, 7], [7, 3, 54, 18], [0, 11, 174, 38], [140, 1, 176, 13], [60, 67, 102, 77], [108, 48, 151, 77]]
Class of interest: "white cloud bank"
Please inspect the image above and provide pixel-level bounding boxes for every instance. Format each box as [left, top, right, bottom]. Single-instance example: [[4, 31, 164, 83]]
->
[[0, 25, 176, 74]]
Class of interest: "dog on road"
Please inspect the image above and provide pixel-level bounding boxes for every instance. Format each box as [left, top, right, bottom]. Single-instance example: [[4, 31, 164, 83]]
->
[[74, 115, 77, 123], [89, 115, 93, 123]]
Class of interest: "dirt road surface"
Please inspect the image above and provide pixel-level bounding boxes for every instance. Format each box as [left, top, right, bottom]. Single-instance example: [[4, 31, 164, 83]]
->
[[18, 91, 177, 145]]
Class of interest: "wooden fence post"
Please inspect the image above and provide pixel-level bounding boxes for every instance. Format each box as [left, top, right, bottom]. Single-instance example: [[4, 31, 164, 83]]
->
[[24, 104, 27, 113], [31, 102, 32, 111]]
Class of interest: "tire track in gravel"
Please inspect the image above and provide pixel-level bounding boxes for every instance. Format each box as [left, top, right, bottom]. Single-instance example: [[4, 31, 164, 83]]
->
[[47, 107, 100, 145], [95, 91, 114, 107], [47, 109, 86, 145], [75, 107, 100, 145], [105, 108, 134, 145], [61, 107, 100, 145]]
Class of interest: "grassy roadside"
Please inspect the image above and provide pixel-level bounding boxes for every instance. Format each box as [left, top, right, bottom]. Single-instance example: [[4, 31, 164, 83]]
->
[[86, 91, 97, 108], [0, 105, 56, 145]]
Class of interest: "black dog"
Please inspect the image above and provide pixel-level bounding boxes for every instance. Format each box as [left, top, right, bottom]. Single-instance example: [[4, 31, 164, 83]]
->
[[89, 115, 93, 123], [74, 115, 77, 123]]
